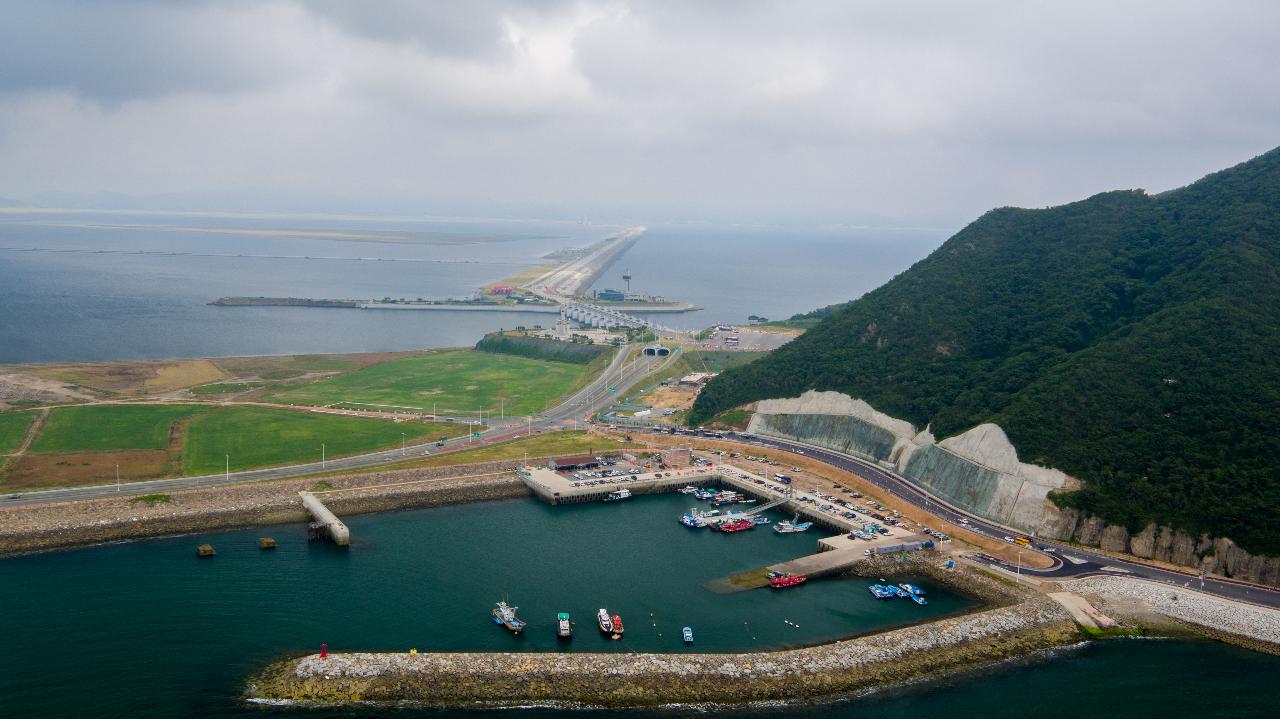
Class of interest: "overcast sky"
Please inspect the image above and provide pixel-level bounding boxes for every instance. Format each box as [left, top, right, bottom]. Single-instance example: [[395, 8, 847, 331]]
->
[[1, 0, 1277, 226]]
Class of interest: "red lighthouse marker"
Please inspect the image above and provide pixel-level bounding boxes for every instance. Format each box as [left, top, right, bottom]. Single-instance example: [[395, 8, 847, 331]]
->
[[319, 643, 328, 658]]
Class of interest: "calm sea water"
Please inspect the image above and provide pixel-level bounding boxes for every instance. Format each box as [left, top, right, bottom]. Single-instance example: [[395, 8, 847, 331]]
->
[[0, 212, 946, 363], [1, 493, 1275, 718]]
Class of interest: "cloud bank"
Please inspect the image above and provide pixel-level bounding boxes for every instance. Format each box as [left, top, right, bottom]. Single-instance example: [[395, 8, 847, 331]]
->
[[1, 0, 1277, 224]]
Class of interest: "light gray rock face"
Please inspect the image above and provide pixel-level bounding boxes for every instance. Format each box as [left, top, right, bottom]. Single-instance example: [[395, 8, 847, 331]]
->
[[750, 391, 1076, 535]]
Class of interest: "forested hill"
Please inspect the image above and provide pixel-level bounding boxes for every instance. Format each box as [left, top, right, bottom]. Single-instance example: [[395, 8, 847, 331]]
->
[[690, 147, 1280, 555]]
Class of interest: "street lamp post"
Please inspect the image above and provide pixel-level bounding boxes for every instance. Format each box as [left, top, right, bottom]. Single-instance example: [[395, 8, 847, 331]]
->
[[401, 433, 406, 456], [321, 443, 326, 469], [116, 464, 120, 493], [225, 454, 229, 484]]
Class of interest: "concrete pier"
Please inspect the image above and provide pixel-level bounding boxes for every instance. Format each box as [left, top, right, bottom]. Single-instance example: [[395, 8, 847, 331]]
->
[[299, 491, 350, 546]]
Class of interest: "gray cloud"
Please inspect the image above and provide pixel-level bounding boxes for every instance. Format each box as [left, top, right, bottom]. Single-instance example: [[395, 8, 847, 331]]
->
[[0, 0, 1277, 225]]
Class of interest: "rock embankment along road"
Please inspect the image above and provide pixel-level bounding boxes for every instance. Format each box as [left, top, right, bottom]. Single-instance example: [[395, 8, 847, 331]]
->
[[1067, 576, 1280, 652], [0, 459, 539, 557], [248, 559, 1079, 708]]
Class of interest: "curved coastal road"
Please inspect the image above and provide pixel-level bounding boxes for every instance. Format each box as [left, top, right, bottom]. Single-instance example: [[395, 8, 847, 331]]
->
[[709, 430, 1280, 609], [0, 345, 680, 507]]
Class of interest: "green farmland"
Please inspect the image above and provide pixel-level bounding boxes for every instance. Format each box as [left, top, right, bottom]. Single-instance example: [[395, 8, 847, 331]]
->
[[31, 404, 208, 453], [266, 349, 592, 416], [0, 412, 37, 454], [182, 406, 466, 475]]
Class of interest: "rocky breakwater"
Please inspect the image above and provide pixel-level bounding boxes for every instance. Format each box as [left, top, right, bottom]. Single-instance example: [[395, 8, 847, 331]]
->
[[1067, 576, 1280, 654], [247, 565, 1078, 708], [0, 459, 538, 557]]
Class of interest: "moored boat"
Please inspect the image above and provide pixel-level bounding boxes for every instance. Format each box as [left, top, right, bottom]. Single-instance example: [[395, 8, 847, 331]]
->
[[769, 572, 807, 589], [868, 584, 897, 599], [898, 583, 925, 596], [603, 488, 632, 502], [748, 515, 770, 525], [773, 514, 813, 534], [611, 613, 624, 637], [596, 608, 613, 634], [717, 518, 755, 533], [557, 612, 573, 639], [682, 626, 694, 644], [491, 601, 526, 633]]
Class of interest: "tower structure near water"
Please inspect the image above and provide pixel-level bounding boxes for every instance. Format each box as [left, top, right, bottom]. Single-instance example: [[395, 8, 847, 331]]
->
[[623, 268, 632, 292]]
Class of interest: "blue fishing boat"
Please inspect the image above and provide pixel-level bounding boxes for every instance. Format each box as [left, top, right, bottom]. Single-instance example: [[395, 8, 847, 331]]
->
[[868, 584, 896, 599], [910, 593, 928, 605], [898, 583, 925, 596]]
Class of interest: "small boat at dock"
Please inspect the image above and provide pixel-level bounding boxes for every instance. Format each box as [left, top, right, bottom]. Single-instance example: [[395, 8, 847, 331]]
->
[[898, 583, 925, 596], [492, 601, 526, 633], [768, 572, 807, 589], [597, 608, 613, 634], [557, 612, 573, 639], [679, 486, 699, 494], [682, 626, 694, 644], [603, 488, 631, 502], [773, 514, 813, 534], [717, 518, 755, 533], [611, 613, 624, 637]]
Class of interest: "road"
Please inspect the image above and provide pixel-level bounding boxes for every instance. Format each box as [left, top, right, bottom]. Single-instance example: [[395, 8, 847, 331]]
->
[[0, 345, 681, 508], [641, 427, 1280, 609]]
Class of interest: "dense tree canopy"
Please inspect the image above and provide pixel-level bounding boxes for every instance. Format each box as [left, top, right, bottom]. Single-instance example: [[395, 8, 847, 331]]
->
[[691, 147, 1280, 555]]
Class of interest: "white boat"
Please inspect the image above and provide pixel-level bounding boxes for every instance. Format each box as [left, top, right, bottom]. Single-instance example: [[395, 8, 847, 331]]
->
[[596, 608, 613, 633], [773, 514, 813, 534], [682, 626, 694, 644], [603, 488, 632, 502], [679, 486, 699, 494]]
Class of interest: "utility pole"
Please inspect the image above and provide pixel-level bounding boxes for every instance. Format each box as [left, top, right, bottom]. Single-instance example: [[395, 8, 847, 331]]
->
[[401, 432, 406, 456], [321, 442, 326, 469], [116, 464, 120, 493], [225, 454, 230, 484]]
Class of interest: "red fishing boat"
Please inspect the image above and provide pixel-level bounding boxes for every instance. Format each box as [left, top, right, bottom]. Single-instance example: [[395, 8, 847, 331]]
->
[[718, 519, 755, 533], [768, 573, 808, 589], [611, 613, 624, 638]]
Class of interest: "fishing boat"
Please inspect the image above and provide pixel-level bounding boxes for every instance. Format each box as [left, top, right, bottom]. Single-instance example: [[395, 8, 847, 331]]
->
[[557, 612, 573, 639], [867, 584, 897, 600], [717, 518, 755, 533], [679, 486, 699, 494], [679, 512, 702, 528], [682, 627, 694, 644], [611, 613, 625, 637], [748, 515, 771, 525], [491, 601, 526, 633], [693, 488, 718, 500], [603, 488, 632, 502], [773, 514, 813, 534], [769, 572, 807, 589], [898, 583, 925, 596], [910, 593, 929, 605], [596, 608, 613, 634]]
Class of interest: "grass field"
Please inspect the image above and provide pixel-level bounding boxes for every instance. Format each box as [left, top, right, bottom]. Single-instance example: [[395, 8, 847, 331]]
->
[[31, 404, 208, 453], [265, 349, 590, 416], [181, 406, 468, 475], [313, 430, 644, 477], [0, 412, 37, 454], [7, 450, 171, 488]]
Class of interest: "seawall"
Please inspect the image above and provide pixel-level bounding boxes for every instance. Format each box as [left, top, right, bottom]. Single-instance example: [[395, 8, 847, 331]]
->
[[247, 560, 1077, 708], [0, 459, 540, 557]]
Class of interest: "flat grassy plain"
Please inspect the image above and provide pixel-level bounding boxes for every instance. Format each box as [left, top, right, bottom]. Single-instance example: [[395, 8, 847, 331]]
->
[[312, 430, 644, 477], [266, 349, 589, 416], [182, 406, 467, 475], [0, 412, 37, 454], [31, 404, 207, 453]]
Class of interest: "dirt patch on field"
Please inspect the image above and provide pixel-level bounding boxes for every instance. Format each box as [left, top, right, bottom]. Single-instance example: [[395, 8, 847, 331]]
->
[[0, 372, 99, 408], [4, 450, 171, 489], [22, 359, 228, 396], [637, 385, 698, 410]]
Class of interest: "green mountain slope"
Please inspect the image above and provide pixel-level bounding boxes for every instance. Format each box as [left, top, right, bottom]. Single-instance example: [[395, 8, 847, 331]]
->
[[691, 147, 1280, 555]]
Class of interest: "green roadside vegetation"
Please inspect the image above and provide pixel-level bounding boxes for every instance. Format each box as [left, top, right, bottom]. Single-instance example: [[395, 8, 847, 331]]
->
[[31, 404, 207, 453], [265, 349, 590, 416], [0, 412, 37, 454], [311, 430, 644, 478], [181, 406, 466, 475], [706, 408, 753, 430], [128, 493, 171, 506], [475, 331, 612, 365]]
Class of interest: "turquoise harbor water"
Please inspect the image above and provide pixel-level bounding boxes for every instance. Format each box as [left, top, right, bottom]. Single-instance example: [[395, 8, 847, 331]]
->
[[2, 493, 1278, 717]]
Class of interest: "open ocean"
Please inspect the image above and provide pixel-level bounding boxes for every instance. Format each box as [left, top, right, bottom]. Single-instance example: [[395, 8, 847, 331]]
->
[[0, 211, 946, 363]]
